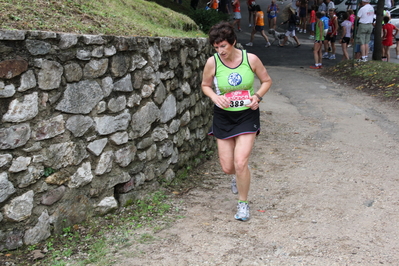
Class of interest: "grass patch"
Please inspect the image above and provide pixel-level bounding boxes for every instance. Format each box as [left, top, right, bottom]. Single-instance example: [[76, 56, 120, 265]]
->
[[321, 60, 399, 101], [0, 0, 206, 38]]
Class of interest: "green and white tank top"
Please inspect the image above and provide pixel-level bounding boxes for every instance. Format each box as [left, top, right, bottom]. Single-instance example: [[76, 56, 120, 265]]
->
[[213, 50, 255, 111]]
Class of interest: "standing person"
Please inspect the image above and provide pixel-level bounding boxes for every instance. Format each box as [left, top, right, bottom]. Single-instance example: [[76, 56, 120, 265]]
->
[[396, 30, 399, 60], [232, 0, 242, 32], [340, 12, 352, 60], [247, 0, 257, 27], [210, 0, 219, 10], [246, 5, 272, 47], [323, 8, 338, 59], [348, 9, 356, 47], [318, 0, 327, 12], [267, 0, 279, 30], [279, 7, 301, 47], [308, 5, 317, 39], [310, 11, 325, 68], [201, 22, 272, 221], [356, 0, 374, 62], [382, 16, 399, 61], [326, 0, 335, 11], [298, 0, 308, 33]]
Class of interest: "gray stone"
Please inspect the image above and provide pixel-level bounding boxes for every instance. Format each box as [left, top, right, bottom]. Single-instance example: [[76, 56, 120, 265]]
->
[[56, 80, 104, 114], [59, 33, 78, 49], [183, 65, 193, 79], [153, 82, 167, 104], [111, 54, 130, 77], [108, 95, 126, 113], [92, 168, 130, 189], [91, 46, 104, 58], [87, 138, 108, 156], [32, 114, 65, 140], [26, 39, 51, 55], [44, 169, 70, 185], [146, 144, 157, 161], [0, 154, 12, 168], [4, 190, 34, 222], [127, 93, 142, 107], [0, 123, 31, 150], [82, 35, 106, 45], [95, 150, 114, 175], [160, 94, 176, 123], [0, 58, 28, 79], [130, 54, 147, 71], [0, 84, 16, 98], [94, 111, 131, 135], [66, 115, 94, 137], [109, 131, 128, 145], [163, 168, 175, 182], [168, 119, 180, 134], [18, 165, 44, 188], [142, 66, 155, 80], [104, 46, 117, 57], [131, 102, 160, 138], [142, 83, 155, 98], [159, 140, 174, 157], [68, 162, 93, 188], [152, 127, 168, 141], [76, 49, 91, 60], [95, 196, 118, 215], [2, 92, 38, 122], [160, 70, 174, 80], [180, 111, 191, 126], [9, 156, 31, 173], [96, 101, 107, 114], [83, 58, 108, 79], [0, 29, 26, 40], [114, 145, 137, 167], [41, 185, 66, 205], [113, 74, 133, 92], [137, 151, 146, 161], [160, 37, 173, 52], [37, 60, 63, 90], [135, 172, 146, 187], [148, 45, 161, 70], [64, 63, 83, 82], [18, 70, 36, 92], [24, 210, 51, 245], [29, 30, 57, 39], [136, 137, 154, 149], [46, 142, 88, 169], [180, 47, 189, 65], [101, 77, 113, 97], [0, 172, 16, 203], [2, 230, 24, 251], [181, 81, 191, 95]]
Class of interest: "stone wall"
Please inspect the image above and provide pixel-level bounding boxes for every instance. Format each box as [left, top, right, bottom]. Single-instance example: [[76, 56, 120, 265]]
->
[[0, 29, 215, 250]]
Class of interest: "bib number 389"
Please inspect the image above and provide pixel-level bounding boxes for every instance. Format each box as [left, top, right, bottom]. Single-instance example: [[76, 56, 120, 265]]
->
[[225, 90, 252, 108]]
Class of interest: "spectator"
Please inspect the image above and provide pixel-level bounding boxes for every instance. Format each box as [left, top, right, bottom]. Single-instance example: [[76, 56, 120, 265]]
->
[[323, 8, 337, 59], [326, 0, 335, 11], [247, 0, 257, 27], [348, 9, 355, 47], [279, 7, 301, 47], [218, 0, 229, 13], [340, 12, 352, 60], [309, 5, 317, 39], [382, 16, 399, 61], [356, 0, 374, 62], [267, 0, 279, 30], [246, 5, 272, 47], [384, 0, 394, 9], [210, 0, 219, 10], [318, 0, 327, 12], [347, 0, 357, 13], [232, 0, 242, 32], [298, 0, 308, 33], [395, 29, 399, 59], [310, 11, 325, 68]]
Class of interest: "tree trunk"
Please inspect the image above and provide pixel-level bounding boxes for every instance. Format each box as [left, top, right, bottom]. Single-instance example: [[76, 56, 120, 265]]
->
[[372, 0, 385, 60]]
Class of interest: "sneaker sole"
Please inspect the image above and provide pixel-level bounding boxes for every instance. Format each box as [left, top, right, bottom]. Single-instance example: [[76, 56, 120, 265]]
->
[[234, 214, 250, 221]]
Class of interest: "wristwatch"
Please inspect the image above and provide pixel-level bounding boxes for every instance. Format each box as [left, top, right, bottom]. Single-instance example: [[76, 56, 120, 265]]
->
[[254, 93, 263, 102]]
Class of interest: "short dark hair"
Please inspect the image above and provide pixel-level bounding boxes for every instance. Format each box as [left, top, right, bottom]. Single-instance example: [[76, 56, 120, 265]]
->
[[316, 11, 323, 19], [208, 22, 237, 46], [342, 12, 348, 20], [383, 16, 390, 24]]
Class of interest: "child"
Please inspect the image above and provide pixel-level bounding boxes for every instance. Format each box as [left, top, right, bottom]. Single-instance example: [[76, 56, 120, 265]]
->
[[340, 12, 352, 60], [382, 16, 399, 62], [308, 5, 317, 39], [246, 5, 271, 47], [348, 9, 355, 47], [310, 11, 324, 69], [279, 7, 301, 47]]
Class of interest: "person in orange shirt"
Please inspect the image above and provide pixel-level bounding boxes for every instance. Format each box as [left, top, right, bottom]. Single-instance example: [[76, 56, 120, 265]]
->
[[210, 0, 218, 10], [232, 0, 242, 32], [245, 5, 271, 47]]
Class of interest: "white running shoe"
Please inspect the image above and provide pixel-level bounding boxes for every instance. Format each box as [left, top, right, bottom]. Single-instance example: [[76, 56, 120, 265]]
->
[[329, 54, 336, 60], [245, 42, 253, 46], [265, 42, 271, 47], [322, 52, 329, 59], [249, 24, 252, 27], [234, 202, 250, 221]]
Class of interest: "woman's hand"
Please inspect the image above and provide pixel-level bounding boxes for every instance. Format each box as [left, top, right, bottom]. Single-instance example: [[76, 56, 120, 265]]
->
[[246, 95, 260, 110], [212, 95, 231, 109]]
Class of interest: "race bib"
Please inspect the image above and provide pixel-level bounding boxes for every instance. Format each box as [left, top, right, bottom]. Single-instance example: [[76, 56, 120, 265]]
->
[[270, 10, 276, 16], [225, 90, 252, 108]]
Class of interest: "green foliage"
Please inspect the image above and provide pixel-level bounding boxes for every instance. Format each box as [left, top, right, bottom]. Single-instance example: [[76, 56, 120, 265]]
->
[[188, 8, 230, 34], [43, 167, 56, 177]]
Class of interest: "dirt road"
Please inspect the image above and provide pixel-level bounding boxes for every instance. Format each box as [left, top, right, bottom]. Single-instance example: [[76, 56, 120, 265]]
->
[[111, 66, 399, 265]]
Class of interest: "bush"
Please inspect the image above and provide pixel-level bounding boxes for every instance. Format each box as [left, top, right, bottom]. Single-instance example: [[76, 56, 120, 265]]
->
[[189, 8, 230, 34]]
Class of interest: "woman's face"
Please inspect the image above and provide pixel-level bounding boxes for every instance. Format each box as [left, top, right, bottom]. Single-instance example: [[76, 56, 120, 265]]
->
[[213, 40, 235, 58]]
